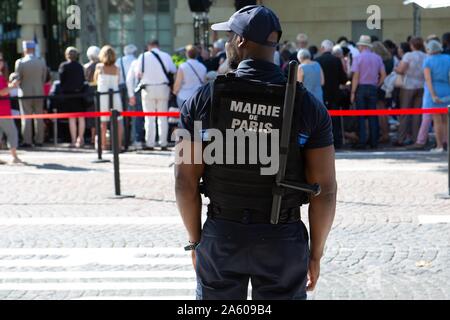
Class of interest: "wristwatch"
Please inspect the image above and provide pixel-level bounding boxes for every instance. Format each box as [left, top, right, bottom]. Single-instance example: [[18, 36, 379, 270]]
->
[[184, 241, 200, 251]]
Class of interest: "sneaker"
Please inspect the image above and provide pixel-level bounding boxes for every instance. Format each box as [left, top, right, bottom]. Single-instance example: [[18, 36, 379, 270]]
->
[[143, 146, 155, 151], [12, 158, 24, 165], [430, 148, 445, 153], [0, 159, 6, 165]]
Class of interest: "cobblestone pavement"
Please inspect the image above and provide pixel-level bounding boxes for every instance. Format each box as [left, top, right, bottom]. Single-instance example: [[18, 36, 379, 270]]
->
[[0, 147, 449, 300]]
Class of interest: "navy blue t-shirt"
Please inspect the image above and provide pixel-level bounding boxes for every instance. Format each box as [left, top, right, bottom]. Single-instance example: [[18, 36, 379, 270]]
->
[[179, 59, 333, 149]]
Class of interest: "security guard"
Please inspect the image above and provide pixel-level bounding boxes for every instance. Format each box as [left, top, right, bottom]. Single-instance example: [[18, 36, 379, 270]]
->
[[175, 5, 337, 300]]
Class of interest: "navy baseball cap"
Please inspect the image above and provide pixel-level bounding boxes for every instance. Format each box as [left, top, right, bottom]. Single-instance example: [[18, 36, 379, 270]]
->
[[211, 5, 282, 47]]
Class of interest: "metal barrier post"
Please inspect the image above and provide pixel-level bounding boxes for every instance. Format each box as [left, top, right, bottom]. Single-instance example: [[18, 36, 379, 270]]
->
[[92, 91, 110, 163], [111, 109, 121, 196], [448, 105, 450, 196], [120, 86, 130, 152], [110, 108, 135, 199], [53, 108, 58, 147], [437, 105, 450, 199]]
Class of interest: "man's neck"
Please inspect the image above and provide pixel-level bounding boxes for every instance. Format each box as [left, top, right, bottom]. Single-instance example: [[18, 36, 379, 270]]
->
[[242, 53, 274, 64]]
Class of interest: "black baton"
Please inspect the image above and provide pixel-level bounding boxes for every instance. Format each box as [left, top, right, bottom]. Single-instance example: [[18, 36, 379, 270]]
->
[[270, 61, 321, 225]]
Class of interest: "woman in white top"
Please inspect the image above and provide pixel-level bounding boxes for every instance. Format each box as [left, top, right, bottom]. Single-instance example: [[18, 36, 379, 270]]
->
[[173, 45, 207, 108], [394, 37, 427, 146], [94, 45, 123, 151]]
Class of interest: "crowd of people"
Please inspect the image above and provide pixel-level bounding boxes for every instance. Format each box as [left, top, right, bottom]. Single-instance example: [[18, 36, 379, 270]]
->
[[1, 30, 450, 164], [279, 32, 450, 152]]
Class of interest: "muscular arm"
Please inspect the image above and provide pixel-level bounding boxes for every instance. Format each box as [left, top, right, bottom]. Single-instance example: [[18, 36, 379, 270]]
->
[[305, 145, 337, 261], [175, 140, 205, 243]]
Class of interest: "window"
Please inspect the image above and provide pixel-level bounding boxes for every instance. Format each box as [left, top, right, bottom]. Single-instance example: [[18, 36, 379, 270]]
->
[[43, 0, 80, 70], [108, 0, 136, 56], [107, 0, 174, 56], [0, 0, 21, 68], [143, 0, 172, 53]]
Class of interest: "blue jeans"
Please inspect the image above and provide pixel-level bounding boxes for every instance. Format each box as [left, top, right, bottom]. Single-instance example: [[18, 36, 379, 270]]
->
[[356, 85, 379, 147], [195, 218, 309, 300], [131, 94, 145, 144]]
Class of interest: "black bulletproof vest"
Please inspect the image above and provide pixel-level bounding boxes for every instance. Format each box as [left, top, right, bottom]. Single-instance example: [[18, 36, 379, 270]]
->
[[202, 74, 310, 213]]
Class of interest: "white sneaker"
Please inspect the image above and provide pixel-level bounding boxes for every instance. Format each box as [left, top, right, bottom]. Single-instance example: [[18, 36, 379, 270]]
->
[[132, 142, 143, 150], [430, 148, 445, 153], [0, 159, 6, 165]]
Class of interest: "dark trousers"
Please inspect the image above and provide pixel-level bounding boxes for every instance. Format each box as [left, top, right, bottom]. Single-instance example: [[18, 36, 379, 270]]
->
[[195, 217, 309, 300], [131, 94, 145, 143], [356, 85, 379, 147]]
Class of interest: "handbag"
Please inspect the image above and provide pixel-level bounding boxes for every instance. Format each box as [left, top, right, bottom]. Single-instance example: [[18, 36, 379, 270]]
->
[[394, 73, 404, 88], [168, 92, 178, 109]]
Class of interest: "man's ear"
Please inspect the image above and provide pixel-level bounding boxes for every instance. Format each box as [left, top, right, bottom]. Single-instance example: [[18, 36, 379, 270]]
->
[[237, 36, 247, 49]]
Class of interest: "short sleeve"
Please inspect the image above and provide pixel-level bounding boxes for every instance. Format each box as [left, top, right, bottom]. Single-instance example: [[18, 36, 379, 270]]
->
[[378, 56, 385, 73], [351, 55, 360, 73], [178, 83, 211, 141], [402, 52, 412, 65], [300, 92, 334, 149], [423, 56, 431, 69]]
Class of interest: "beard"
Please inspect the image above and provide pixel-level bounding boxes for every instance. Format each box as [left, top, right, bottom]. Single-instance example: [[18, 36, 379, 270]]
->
[[226, 41, 241, 70]]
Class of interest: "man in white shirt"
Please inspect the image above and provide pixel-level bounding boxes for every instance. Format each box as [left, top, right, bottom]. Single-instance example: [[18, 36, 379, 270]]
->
[[129, 40, 176, 151]]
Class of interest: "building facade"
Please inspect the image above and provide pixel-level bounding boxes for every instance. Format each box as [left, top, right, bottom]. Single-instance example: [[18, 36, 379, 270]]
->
[[1, 0, 449, 70]]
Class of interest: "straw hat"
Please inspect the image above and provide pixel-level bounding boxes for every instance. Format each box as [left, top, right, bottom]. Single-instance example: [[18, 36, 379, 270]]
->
[[356, 35, 372, 48]]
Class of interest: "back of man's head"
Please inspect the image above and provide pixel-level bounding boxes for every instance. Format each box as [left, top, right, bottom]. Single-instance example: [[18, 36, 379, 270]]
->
[[124, 44, 138, 56], [148, 39, 160, 49], [321, 40, 334, 53], [22, 41, 36, 55]]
